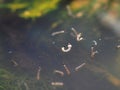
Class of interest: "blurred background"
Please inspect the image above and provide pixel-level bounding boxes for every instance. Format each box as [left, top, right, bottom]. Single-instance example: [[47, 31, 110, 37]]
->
[[0, 0, 120, 90]]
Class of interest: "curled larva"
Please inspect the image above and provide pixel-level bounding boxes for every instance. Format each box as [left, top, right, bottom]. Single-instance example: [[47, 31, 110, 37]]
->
[[61, 43, 72, 52]]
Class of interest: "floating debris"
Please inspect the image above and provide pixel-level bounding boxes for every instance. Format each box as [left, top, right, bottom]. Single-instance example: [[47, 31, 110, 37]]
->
[[51, 82, 64, 86], [36, 66, 41, 80], [11, 60, 18, 67], [90, 46, 98, 58], [63, 64, 70, 75], [75, 63, 86, 71], [54, 70, 64, 76], [93, 40, 97, 46], [61, 43, 72, 52], [51, 30, 65, 36]]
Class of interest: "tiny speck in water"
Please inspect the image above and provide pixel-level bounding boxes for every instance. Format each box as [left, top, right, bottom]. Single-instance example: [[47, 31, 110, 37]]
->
[[52, 41, 55, 44], [8, 50, 12, 54]]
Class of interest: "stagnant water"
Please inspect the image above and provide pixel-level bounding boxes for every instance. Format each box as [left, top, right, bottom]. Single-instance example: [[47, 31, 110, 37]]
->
[[0, 11, 120, 90]]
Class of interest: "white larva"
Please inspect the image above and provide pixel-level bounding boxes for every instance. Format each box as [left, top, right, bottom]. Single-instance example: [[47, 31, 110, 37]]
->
[[51, 30, 65, 36], [93, 40, 97, 46], [61, 43, 72, 52], [54, 70, 64, 76], [75, 63, 86, 71], [117, 45, 120, 48], [71, 28, 83, 41], [63, 64, 70, 75], [36, 66, 41, 80], [77, 33, 83, 41], [51, 82, 64, 86]]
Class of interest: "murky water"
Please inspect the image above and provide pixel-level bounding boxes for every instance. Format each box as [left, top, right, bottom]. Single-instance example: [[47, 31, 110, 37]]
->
[[0, 8, 120, 90]]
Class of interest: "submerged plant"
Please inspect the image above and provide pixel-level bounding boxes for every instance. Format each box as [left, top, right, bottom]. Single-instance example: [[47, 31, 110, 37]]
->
[[0, 0, 60, 19], [0, 68, 17, 90], [0, 68, 53, 90]]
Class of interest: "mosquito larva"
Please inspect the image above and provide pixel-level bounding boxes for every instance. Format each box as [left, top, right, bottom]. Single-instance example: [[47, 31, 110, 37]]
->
[[91, 47, 98, 58], [51, 82, 64, 86], [71, 28, 83, 41], [61, 43, 72, 52], [71, 27, 78, 36], [93, 40, 97, 46], [51, 30, 65, 36], [75, 63, 86, 71], [76, 33, 83, 41], [116, 45, 120, 48], [36, 66, 41, 80], [63, 64, 70, 75], [54, 70, 64, 76], [11, 60, 18, 67]]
